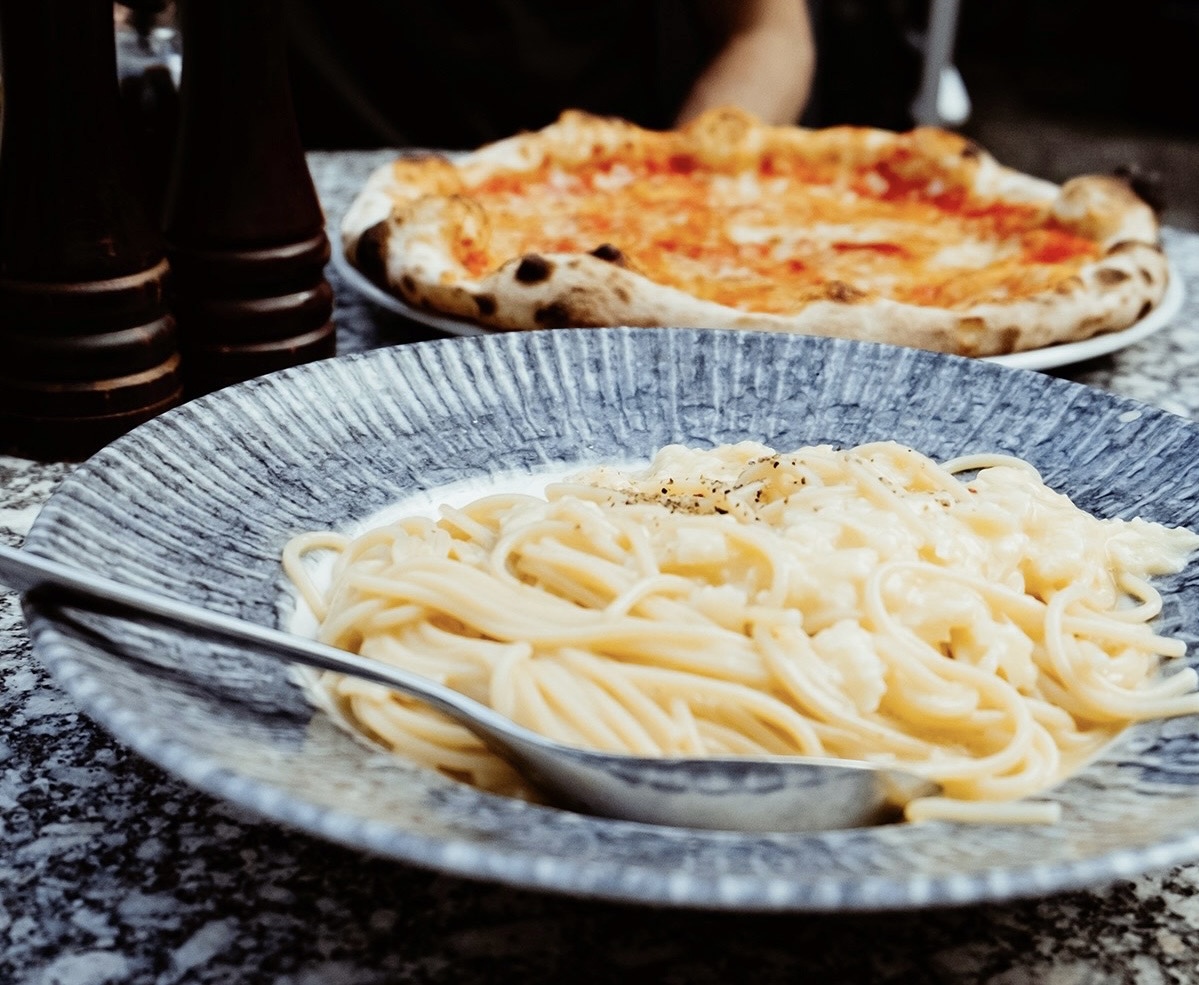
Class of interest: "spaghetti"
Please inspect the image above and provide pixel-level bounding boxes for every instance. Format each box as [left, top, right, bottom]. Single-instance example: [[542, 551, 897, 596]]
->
[[284, 442, 1199, 824]]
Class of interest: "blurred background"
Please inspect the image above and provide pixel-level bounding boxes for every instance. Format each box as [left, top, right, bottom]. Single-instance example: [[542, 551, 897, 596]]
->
[[103, 0, 1199, 230], [810, 0, 1199, 230], [283, 0, 1199, 227], [960, 0, 1199, 231]]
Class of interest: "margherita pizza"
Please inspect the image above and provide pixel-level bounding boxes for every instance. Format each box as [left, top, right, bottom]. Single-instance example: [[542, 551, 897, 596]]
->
[[341, 108, 1168, 356]]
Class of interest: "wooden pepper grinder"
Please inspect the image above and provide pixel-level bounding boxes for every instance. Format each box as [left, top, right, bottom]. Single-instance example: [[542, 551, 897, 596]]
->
[[165, 0, 336, 396], [0, 0, 183, 461]]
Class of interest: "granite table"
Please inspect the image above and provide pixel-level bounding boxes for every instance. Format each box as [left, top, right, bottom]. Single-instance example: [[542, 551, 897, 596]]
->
[[3, 152, 1199, 985]]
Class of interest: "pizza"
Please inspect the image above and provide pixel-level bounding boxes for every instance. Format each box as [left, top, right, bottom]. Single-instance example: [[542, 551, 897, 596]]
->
[[340, 108, 1169, 356]]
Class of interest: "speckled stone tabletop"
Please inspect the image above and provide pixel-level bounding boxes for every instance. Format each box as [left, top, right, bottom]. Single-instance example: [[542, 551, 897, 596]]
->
[[3, 153, 1199, 985]]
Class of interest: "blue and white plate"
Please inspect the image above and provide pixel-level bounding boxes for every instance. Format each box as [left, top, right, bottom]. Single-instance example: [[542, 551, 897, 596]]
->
[[22, 328, 1199, 911]]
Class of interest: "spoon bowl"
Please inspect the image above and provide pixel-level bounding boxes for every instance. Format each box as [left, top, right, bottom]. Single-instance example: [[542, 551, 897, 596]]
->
[[0, 543, 939, 831]]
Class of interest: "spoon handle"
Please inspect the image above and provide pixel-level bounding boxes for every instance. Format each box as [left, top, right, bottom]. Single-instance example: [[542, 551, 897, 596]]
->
[[0, 543, 516, 742]]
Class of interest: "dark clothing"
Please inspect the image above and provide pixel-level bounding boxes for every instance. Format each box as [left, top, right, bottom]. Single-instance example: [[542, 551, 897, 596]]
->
[[287, 0, 721, 149]]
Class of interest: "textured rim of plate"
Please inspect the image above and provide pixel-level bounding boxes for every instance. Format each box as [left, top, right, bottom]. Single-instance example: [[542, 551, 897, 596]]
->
[[21, 328, 1199, 912], [332, 228, 1185, 372]]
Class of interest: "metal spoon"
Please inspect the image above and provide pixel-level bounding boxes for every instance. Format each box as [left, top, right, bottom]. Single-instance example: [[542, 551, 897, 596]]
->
[[0, 543, 939, 831]]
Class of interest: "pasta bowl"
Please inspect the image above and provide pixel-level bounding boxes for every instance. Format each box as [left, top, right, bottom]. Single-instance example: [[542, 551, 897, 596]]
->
[[21, 327, 1199, 911]]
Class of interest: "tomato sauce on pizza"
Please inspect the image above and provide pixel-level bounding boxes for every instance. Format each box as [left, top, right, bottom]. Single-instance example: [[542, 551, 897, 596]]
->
[[342, 108, 1167, 357]]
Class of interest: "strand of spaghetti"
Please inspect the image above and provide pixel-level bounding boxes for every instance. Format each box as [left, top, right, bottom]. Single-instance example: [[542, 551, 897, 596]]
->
[[345, 688, 479, 751], [756, 485, 849, 523], [487, 644, 529, 721], [1034, 674, 1109, 724], [282, 531, 349, 620], [1123, 667, 1199, 700], [1062, 614, 1184, 657], [349, 568, 773, 684], [616, 513, 663, 582], [318, 597, 388, 650], [864, 630, 1042, 785], [435, 502, 508, 547], [861, 572, 985, 717], [697, 703, 802, 756], [507, 554, 620, 611], [549, 498, 646, 564], [1068, 640, 1158, 697], [521, 659, 646, 751], [360, 603, 429, 634], [493, 520, 638, 591], [340, 525, 416, 570], [510, 503, 646, 558], [856, 442, 973, 499], [1040, 587, 1199, 720], [589, 506, 789, 604], [501, 512, 657, 582], [668, 696, 707, 755], [346, 563, 610, 626], [530, 659, 654, 753], [1045, 640, 1192, 720], [408, 622, 533, 667], [1110, 573, 1164, 622], [755, 626, 934, 757], [942, 453, 1044, 477], [604, 574, 696, 618], [695, 720, 777, 755], [605, 662, 827, 754], [526, 660, 625, 749], [712, 521, 793, 608], [871, 560, 1048, 633], [362, 636, 475, 688], [511, 663, 582, 743], [963, 719, 1062, 801], [628, 585, 757, 641], [863, 562, 1049, 685], [906, 796, 1062, 825], [569, 666, 665, 754], [842, 457, 938, 541], [557, 648, 721, 754], [513, 534, 656, 594], [342, 689, 486, 760]]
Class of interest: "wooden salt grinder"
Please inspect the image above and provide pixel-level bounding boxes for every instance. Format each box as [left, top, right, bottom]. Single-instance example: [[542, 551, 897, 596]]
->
[[0, 0, 183, 460], [165, 0, 336, 396]]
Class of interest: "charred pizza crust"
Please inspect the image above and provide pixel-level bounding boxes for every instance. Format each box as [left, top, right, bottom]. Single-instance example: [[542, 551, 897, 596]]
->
[[342, 109, 1168, 357]]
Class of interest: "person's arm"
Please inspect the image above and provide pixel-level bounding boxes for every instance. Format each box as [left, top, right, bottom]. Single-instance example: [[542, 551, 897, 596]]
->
[[675, 0, 815, 126]]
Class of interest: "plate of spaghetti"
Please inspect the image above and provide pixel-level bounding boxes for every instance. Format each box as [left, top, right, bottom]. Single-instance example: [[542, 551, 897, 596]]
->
[[22, 327, 1199, 911]]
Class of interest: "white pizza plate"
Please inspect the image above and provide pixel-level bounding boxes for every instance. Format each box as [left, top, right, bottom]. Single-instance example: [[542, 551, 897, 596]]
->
[[332, 233, 1185, 372], [991, 265, 1184, 371]]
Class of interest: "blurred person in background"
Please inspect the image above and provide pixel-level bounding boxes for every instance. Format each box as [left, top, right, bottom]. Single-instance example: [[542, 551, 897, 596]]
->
[[285, 0, 816, 148], [113, 1, 938, 151]]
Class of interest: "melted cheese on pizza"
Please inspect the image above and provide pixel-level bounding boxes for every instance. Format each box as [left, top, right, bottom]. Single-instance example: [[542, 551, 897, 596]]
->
[[452, 151, 1100, 314]]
